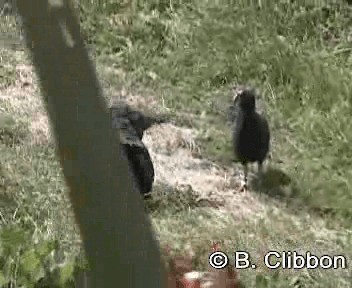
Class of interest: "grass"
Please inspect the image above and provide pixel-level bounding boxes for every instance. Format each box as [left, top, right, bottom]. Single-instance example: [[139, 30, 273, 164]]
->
[[1, 1, 352, 287], [88, 1, 352, 212]]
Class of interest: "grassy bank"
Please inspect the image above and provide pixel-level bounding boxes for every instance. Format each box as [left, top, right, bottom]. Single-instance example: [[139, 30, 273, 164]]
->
[[0, 1, 351, 287]]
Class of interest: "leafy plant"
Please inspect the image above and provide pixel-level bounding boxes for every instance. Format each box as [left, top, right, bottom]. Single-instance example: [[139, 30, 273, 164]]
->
[[0, 226, 79, 287]]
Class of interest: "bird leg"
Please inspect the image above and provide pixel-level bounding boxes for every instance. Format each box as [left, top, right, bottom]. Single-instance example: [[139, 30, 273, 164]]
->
[[239, 164, 248, 192], [257, 162, 264, 186], [258, 162, 263, 175], [244, 164, 248, 185]]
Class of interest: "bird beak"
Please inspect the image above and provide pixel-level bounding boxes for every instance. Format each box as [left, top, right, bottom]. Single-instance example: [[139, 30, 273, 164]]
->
[[232, 86, 243, 102]]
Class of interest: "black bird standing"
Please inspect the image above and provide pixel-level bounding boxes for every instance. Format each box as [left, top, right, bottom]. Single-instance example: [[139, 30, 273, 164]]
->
[[110, 104, 167, 197], [232, 86, 270, 190]]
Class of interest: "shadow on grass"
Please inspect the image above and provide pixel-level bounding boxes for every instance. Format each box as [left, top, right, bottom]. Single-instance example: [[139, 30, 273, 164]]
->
[[250, 166, 350, 224], [249, 165, 310, 216], [250, 166, 298, 199], [0, 113, 29, 147]]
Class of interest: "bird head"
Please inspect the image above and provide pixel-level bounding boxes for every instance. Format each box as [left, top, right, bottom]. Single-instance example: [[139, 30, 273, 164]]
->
[[231, 85, 256, 112], [127, 111, 145, 139], [110, 103, 169, 140]]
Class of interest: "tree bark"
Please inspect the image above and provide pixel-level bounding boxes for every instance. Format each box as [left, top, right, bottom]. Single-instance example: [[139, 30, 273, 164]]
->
[[15, 0, 167, 287]]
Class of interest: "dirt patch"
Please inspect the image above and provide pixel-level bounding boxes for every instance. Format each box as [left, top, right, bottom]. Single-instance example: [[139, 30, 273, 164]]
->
[[0, 61, 266, 221], [143, 123, 267, 220]]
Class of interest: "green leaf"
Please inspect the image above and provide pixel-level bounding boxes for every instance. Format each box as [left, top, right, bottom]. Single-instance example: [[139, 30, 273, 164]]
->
[[0, 270, 8, 286], [58, 261, 75, 286], [19, 249, 46, 285], [0, 226, 27, 255], [35, 240, 58, 260]]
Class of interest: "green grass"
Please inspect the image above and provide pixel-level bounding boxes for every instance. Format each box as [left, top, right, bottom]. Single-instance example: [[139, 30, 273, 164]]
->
[[88, 1, 352, 220], [1, 1, 352, 287]]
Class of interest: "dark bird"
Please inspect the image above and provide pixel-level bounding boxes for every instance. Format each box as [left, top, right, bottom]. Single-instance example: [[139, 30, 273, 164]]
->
[[231, 86, 270, 191], [111, 103, 168, 140], [110, 104, 168, 197]]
